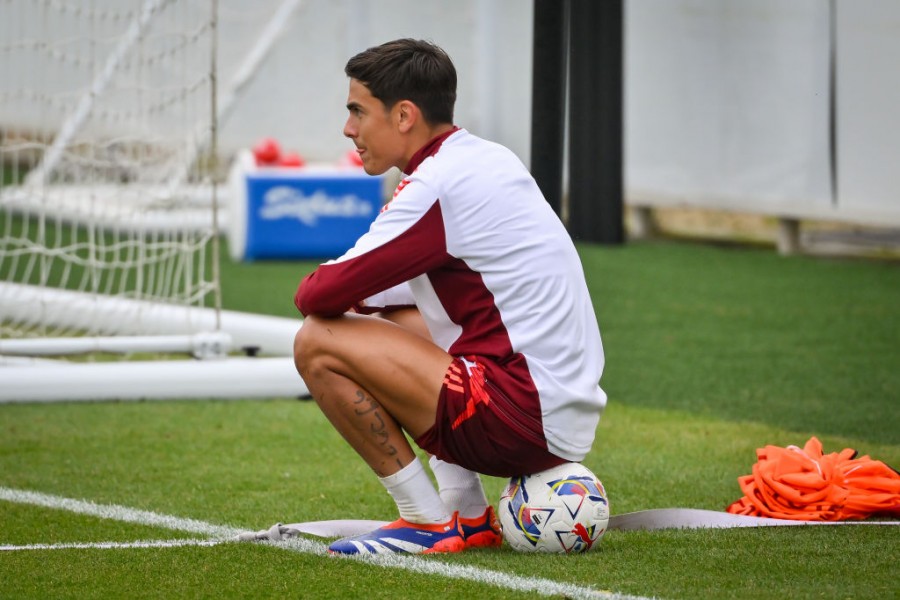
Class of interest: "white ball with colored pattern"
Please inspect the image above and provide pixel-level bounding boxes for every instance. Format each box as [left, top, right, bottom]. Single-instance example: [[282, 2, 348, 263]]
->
[[498, 462, 609, 553]]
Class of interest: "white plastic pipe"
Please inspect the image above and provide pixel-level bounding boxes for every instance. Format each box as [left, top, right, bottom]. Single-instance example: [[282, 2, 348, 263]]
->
[[0, 283, 299, 356], [0, 332, 232, 359], [0, 356, 308, 402]]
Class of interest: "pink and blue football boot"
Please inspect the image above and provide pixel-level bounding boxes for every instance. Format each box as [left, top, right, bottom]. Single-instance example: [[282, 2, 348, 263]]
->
[[328, 512, 465, 555]]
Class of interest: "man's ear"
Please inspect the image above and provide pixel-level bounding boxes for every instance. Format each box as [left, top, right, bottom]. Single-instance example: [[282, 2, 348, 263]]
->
[[395, 100, 418, 133]]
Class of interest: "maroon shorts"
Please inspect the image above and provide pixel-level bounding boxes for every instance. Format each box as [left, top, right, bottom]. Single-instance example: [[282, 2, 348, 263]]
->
[[415, 355, 566, 477]]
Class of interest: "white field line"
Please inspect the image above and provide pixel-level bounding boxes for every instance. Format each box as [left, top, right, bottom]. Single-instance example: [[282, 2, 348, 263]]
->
[[1, 539, 226, 551], [0, 486, 653, 600], [334, 548, 652, 600], [0, 487, 242, 538]]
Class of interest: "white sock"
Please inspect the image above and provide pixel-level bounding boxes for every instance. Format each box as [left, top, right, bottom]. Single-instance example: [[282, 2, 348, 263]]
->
[[379, 457, 450, 524], [429, 455, 489, 519]]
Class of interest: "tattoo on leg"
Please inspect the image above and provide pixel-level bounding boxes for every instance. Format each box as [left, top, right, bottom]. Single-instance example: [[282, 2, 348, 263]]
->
[[369, 412, 396, 453], [353, 389, 377, 415], [352, 389, 402, 467]]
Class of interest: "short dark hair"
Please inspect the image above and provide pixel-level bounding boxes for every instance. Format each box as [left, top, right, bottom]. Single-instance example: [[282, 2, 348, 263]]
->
[[345, 39, 456, 125]]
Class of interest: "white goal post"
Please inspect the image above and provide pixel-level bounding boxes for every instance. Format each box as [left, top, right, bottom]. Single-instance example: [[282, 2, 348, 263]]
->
[[0, 0, 308, 402]]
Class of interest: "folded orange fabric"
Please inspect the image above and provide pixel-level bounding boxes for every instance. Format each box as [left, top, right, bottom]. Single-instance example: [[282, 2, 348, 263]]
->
[[727, 436, 900, 521]]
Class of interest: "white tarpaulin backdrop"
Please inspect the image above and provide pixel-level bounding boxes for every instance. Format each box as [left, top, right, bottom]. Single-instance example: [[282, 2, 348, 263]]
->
[[625, 0, 900, 224], [2, 0, 897, 224]]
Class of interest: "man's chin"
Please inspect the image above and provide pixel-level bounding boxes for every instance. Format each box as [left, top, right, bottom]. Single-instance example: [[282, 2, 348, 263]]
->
[[362, 163, 389, 176]]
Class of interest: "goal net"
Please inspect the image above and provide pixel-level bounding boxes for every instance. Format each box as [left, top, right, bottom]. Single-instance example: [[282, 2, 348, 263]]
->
[[0, 0, 305, 401]]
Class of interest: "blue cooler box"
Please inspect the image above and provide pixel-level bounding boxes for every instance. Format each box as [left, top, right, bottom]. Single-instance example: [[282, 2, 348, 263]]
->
[[228, 151, 385, 260]]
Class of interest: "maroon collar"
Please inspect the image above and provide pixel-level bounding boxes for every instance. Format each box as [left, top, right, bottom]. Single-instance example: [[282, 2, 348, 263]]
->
[[403, 126, 459, 174]]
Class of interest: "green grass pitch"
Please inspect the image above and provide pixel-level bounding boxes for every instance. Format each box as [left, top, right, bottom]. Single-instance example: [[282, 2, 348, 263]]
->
[[1, 239, 898, 599]]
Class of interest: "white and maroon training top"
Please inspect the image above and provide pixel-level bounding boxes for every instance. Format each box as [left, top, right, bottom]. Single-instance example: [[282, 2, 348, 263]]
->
[[295, 128, 606, 462]]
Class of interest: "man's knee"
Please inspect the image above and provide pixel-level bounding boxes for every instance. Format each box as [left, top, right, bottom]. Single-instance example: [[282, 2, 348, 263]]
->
[[293, 315, 331, 376]]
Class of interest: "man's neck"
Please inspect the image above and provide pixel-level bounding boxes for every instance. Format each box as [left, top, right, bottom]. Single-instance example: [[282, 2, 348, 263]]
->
[[403, 125, 459, 174], [403, 124, 455, 167]]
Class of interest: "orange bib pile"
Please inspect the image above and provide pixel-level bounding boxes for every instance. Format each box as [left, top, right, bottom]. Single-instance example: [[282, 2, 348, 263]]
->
[[727, 436, 900, 521]]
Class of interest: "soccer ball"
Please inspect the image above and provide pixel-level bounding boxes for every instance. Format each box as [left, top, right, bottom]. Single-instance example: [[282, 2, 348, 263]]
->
[[498, 462, 609, 553]]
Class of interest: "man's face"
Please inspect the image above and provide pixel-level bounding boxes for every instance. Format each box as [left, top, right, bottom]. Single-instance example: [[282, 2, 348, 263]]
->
[[343, 79, 403, 175]]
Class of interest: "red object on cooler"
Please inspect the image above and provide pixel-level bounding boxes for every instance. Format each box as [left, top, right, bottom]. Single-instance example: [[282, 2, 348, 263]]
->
[[252, 137, 282, 165], [280, 152, 306, 168]]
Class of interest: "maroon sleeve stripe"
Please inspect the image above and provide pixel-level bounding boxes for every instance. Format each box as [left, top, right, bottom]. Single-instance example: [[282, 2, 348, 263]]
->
[[294, 201, 449, 316]]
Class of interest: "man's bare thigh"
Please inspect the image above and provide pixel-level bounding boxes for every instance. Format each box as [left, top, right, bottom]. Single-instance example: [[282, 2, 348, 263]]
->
[[295, 313, 453, 437]]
